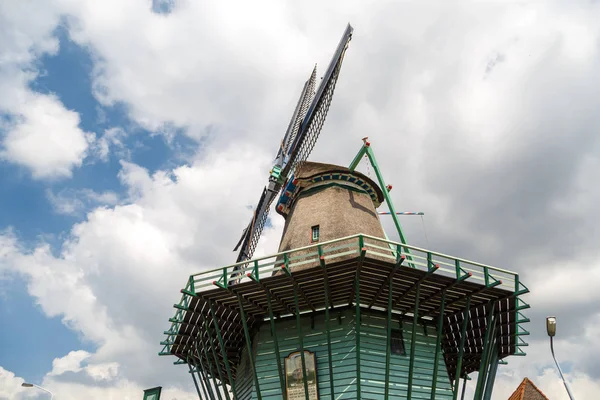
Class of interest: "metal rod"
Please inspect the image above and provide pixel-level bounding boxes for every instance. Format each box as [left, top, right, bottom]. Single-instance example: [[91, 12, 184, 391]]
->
[[482, 347, 499, 400], [407, 282, 420, 400], [453, 296, 471, 400], [209, 302, 239, 399], [550, 336, 576, 400], [204, 319, 230, 400], [265, 291, 287, 399], [188, 358, 205, 399], [237, 293, 262, 400], [365, 146, 411, 253], [348, 143, 369, 171], [191, 341, 215, 400], [319, 247, 335, 399], [460, 376, 468, 400], [190, 356, 211, 400], [195, 339, 221, 400], [474, 303, 496, 399], [430, 291, 446, 398], [378, 212, 424, 215]]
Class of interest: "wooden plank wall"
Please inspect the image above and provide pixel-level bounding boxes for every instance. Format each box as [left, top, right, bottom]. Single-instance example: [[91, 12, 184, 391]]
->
[[238, 309, 453, 399]]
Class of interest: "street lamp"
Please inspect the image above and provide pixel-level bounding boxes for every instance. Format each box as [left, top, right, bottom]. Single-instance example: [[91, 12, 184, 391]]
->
[[546, 316, 575, 400], [21, 382, 53, 399]]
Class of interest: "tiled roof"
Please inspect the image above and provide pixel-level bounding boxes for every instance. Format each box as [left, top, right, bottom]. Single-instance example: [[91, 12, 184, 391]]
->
[[508, 377, 550, 400]]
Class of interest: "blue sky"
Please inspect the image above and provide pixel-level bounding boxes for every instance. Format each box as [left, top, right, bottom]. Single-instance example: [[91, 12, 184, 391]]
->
[[0, 23, 189, 386]]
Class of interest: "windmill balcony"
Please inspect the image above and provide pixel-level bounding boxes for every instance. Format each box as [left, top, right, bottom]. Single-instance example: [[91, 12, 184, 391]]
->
[[161, 234, 530, 400]]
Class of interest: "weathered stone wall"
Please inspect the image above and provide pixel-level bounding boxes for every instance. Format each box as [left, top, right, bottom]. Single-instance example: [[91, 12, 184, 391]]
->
[[276, 162, 387, 272]]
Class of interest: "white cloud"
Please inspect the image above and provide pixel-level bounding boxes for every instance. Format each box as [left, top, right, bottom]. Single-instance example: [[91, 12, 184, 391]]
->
[[92, 127, 128, 162], [47, 188, 120, 216], [48, 351, 119, 382], [1, 93, 93, 179], [0, 1, 92, 179], [48, 350, 91, 376], [0, 366, 26, 400]]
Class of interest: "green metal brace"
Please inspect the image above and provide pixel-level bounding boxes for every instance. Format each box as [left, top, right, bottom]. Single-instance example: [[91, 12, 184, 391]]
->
[[430, 291, 446, 398], [195, 338, 221, 400], [208, 302, 238, 399], [355, 244, 362, 400], [474, 302, 497, 399], [283, 255, 310, 400], [236, 294, 262, 400], [407, 282, 421, 400], [264, 291, 286, 399], [319, 246, 336, 399], [483, 347, 500, 400], [349, 142, 414, 265], [453, 296, 472, 400], [384, 248, 402, 399], [188, 355, 210, 400], [348, 142, 415, 268], [203, 315, 230, 400]]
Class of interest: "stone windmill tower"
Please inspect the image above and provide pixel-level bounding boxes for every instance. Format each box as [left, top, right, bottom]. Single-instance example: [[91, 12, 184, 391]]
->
[[159, 25, 531, 400]]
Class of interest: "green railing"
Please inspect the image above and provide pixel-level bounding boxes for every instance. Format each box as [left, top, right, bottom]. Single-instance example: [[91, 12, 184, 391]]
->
[[192, 234, 520, 292], [161, 234, 530, 359]]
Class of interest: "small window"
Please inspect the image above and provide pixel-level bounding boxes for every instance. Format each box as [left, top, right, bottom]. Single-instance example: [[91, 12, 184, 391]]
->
[[311, 225, 320, 242], [391, 329, 406, 355]]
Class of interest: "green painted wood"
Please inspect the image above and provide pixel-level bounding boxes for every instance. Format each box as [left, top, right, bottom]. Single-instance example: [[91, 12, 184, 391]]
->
[[247, 308, 452, 399]]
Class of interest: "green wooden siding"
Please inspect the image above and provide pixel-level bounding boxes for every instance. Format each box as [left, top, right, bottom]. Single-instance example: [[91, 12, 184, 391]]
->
[[237, 308, 453, 399]]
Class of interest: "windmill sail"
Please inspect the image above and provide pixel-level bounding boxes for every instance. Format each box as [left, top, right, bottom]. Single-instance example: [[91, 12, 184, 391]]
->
[[231, 24, 353, 282], [283, 23, 353, 177]]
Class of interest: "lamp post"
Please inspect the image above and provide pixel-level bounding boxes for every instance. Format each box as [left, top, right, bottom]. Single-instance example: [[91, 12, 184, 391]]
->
[[546, 316, 575, 400], [21, 382, 53, 399]]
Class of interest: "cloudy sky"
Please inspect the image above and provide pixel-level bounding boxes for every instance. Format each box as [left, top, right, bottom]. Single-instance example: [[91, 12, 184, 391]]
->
[[1, 0, 600, 399]]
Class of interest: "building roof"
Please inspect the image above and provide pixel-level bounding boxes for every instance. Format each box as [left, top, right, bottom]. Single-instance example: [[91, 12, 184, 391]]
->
[[508, 378, 549, 400]]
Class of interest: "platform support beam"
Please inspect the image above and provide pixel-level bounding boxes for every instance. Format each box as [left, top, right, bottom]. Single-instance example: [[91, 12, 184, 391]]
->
[[209, 302, 238, 399], [319, 247, 336, 399], [483, 348, 500, 400], [195, 339, 220, 400], [407, 282, 421, 399], [237, 294, 262, 400], [430, 290, 446, 398], [265, 291, 286, 399], [355, 246, 362, 400], [475, 302, 497, 400], [453, 296, 472, 400]]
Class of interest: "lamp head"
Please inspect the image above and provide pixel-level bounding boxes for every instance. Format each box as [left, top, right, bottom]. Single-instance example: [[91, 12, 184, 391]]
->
[[21, 383, 34, 387], [546, 316, 557, 337]]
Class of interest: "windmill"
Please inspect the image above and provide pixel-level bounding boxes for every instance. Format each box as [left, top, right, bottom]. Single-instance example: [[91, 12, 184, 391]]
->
[[232, 24, 354, 277], [160, 24, 531, 400]]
